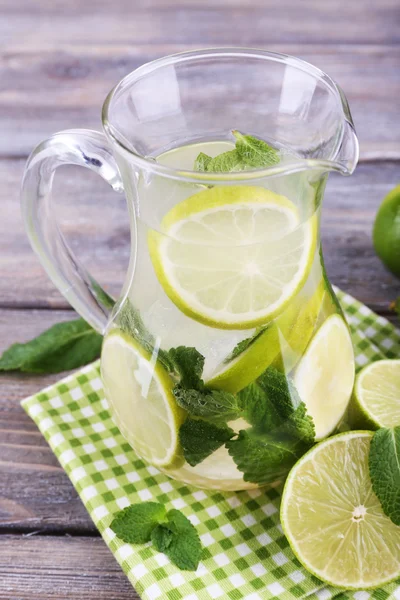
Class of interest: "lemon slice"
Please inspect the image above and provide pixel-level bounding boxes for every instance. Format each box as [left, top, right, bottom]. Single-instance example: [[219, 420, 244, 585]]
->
[[148, 186, 317, 329], [294, 314, 355, 440], [101, 330, 185, 468], [352, 359, 400, 429], [281, 431, 400, 589]]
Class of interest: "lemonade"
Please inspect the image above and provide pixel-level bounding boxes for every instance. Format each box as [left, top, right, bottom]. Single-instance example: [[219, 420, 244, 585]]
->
[[101, 139, 355, 491]]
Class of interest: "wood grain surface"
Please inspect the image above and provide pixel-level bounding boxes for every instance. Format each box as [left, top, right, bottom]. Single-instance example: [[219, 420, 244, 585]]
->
[[0, 0, 399, 597]]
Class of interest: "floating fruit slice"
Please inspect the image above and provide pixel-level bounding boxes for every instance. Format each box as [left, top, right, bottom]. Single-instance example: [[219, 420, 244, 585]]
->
[[148, 185, 317, 329], [293, 314, 355, 440], [101, 330, 184, 468]]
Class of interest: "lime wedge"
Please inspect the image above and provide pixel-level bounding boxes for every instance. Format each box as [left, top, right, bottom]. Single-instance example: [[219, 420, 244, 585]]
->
[[352, 359, 400, 429], [148, 186, 317, 329], [206, 282, 326, 393], [101, 330, 185, 468], [294, 314, 355, 440], [206, 324, 281, 393], [281, 431, 400, 589]]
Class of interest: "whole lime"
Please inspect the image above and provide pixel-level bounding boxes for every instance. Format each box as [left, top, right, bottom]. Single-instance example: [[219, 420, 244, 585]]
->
[[373, 184, 400, 277]]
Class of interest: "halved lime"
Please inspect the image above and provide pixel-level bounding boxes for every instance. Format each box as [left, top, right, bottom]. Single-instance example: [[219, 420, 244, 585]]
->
[[294, 314, 355, 440], [281, 431, 400, 589], [148, 186, 317, 329], [352, 359, 400, 429], [101, 330, 185, 468]]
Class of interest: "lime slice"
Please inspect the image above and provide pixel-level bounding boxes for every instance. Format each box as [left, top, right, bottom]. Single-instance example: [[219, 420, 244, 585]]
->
[[148, 186, 317, 329], [101, 330, 185, 468], [206, 323, 281, 393], [352, 359, 400, 429], [207, 282, 326, 393], [294, 314, 355, 440], [281, 431, 400, 589]]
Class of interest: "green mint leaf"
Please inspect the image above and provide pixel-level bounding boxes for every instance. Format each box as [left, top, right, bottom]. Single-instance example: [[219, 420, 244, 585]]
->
[[117, 300, 175, 373], [194, 152, 212, 172], [206, 149, 244, 173], [225, 327, 267, 362], [238, 381, 281, 430], [151, 524, 174, 552], [164, 509, 202, 571], [227, 429, 307, 485], [369, 427, 400, 525], [281, 402, 315, 444], [257, 367, 302, 419], [110, 502, 167, 543], [233, 130, 280, 168], [168, 346, 205, 390], [173, 385, 240, 422], [179, 418, 235, 466], [0, 318, 102, 374]]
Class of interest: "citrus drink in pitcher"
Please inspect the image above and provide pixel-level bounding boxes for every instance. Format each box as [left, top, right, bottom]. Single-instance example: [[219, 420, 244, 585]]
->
[[21, 50, 359, 491]]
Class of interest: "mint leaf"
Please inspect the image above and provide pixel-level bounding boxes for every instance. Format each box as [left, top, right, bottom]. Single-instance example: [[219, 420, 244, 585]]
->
[[179, 418, 235, 466], [233, 130, 280, 168], [168, 347, 205, 390], [164, 509, 202, 571], [227, 429, 307, 485], [369, 427, 400, 525], [238, 381, 281, 430], [117, 300, 175, 372], [206, 149, 244, 173], [173, 386, 240, 422], [194, 152, 212, 172], [257, 367, 302, 419], [281, 402, 315, 444], [151, 525, 174, 552], [225, 327, 268, 362], [110, 502, 166, 543], [0, 318, 102, 374]]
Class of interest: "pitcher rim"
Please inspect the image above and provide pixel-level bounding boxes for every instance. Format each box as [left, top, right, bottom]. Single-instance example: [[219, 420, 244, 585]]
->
[[102, 47, 354, 182]]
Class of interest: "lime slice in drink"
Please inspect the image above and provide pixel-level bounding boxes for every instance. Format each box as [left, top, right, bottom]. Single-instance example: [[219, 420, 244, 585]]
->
[[281, 431, 400, 589], [148, 186, 317, 329], [207, 282, 326, 393], [352, 359, 400, 429], [294, 314, 355, 440], [101, 330, 185, 468], [206, 323, 281, 393]]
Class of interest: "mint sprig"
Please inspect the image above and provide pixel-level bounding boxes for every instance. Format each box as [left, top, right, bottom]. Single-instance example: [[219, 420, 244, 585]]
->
[[111, 502, 202, 571], [179, 418, 235, 466], [369, 427, 400, 526], [0, 318, 103, 374], [194, 131, 280, 174]]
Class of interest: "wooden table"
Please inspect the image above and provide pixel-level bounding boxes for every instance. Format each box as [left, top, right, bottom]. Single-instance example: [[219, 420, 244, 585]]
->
[[0, 1, 399, 597]]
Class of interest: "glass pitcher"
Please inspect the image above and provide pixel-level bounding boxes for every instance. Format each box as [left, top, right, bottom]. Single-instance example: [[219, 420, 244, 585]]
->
[[21, 49, 359, 491]]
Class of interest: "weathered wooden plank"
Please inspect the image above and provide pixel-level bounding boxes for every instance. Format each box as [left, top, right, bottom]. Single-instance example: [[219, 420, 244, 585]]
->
[[1, 45, 399, 158], [1, 0, 398, 48], [0, 535, 136, 599], [0, 159, 398, 312], [0, 309, 96, 532]]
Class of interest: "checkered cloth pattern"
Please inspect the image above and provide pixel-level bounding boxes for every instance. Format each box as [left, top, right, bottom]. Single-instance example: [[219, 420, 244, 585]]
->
[[22, 290, 400, 600]]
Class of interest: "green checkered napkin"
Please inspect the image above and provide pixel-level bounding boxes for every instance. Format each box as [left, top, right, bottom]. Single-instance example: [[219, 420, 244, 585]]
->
[[22, 290, 400, 600]]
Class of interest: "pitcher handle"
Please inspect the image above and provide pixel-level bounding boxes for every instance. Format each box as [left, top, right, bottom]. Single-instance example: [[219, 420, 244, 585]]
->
[[21, 129, 124, 333]]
